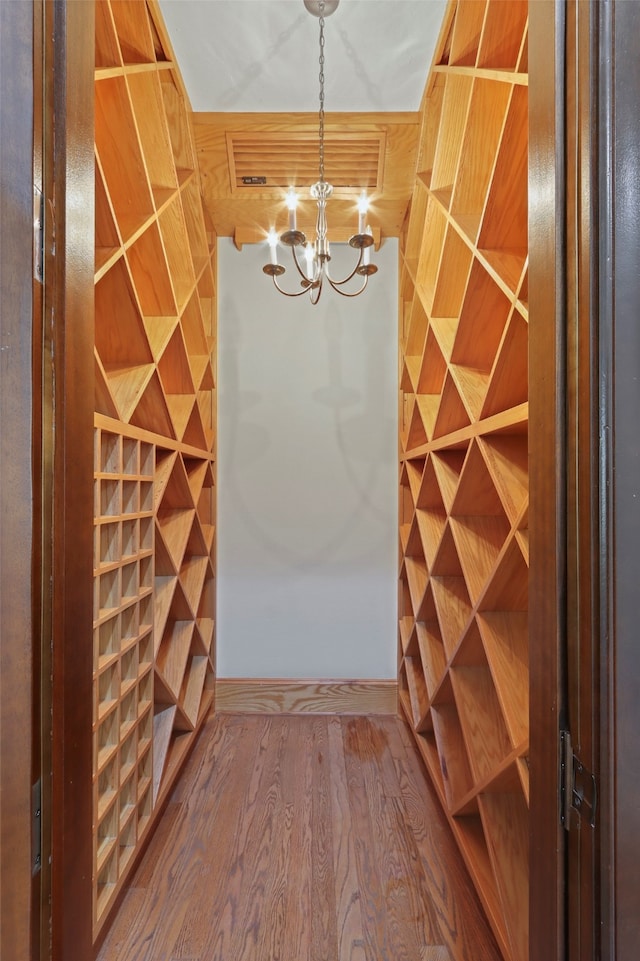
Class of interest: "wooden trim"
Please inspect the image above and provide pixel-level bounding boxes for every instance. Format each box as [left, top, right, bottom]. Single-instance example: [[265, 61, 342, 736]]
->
[[401, 402, 528, 459], [192, 110, 421, 129], [33, 0, 49, 953], [94, 412, 216, 461], [431, 64, 528, 85], [47, 2, 95, 959], [0, 3, 36, 958], [564, 3, 601, 957], [528, 2, 566, 959], [215, 679, 398, 715]]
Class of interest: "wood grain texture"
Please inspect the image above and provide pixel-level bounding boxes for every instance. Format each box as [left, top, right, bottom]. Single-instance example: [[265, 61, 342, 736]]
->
[[528, 3, 565, 960], [47, 1, 97, 958], [97, 713, 501, 961], [215, 678, 398, 715]]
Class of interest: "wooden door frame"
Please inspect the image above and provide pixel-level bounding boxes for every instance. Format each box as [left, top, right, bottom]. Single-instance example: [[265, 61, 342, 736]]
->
[[529, 4, 603, 958], [529, 2, 568, 958], [44, 1, 95, 959], [0, 2, 39, 958], [564, 3, 600, 958], [1, 2, 95, 959]]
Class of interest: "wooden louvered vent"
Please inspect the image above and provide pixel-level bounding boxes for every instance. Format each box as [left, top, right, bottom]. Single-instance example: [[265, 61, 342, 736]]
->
[[226, 130, 386, 191]]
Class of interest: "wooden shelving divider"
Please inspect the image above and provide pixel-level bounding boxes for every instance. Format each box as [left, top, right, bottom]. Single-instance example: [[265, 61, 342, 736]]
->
[[398, 3, 529, 960], [92, 0, 216, 938]]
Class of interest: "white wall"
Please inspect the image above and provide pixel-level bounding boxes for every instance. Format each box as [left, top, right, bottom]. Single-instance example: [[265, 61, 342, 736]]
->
[[217, 238, 398, 679]]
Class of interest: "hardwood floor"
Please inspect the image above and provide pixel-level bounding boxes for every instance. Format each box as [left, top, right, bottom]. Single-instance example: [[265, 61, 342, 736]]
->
[[96, 713, 502, 961]]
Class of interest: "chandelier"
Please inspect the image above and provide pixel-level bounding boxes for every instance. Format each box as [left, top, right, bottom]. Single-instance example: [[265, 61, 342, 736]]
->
[[262, 0, 378, 303]]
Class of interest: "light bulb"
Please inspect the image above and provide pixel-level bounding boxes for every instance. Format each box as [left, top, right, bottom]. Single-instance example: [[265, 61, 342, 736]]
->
[[305, 242, 315, 279], [267, 228, 279, 265], [285, 188, 298, 231], [357, 192, 369, 234], [364, 224, 372, 265]]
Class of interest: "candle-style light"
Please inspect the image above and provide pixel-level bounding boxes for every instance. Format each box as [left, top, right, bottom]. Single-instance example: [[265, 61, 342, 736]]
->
[[285, 188, 298, 231], [357, 193, 369, 235]]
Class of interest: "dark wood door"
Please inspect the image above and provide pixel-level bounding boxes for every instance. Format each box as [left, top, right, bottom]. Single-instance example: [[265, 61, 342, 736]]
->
[[529, 3, 569, 958], [563, 2, 640, 957], [0, 2, 39, 957], [1, 3, 95, 959], [43, 1, 95, 959], [597, 1, 640, 957], [531, 3, 640, 960]]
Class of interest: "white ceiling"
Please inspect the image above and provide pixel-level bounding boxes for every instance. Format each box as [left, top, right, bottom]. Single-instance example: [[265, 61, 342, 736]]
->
[[157, 0, 448, 114]]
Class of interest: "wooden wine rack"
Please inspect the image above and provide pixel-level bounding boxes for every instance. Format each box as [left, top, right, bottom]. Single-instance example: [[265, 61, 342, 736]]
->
[[92, 0, 216, 937], [398, 3, 529, 961]]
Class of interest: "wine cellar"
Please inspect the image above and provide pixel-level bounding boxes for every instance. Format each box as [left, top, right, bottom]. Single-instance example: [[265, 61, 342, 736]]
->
[[91, 0, 530, 950], [6, 0, 638, 959]]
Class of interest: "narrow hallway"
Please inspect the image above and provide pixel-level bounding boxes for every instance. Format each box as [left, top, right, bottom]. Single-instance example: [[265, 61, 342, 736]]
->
[[97, 713, 501, 961]]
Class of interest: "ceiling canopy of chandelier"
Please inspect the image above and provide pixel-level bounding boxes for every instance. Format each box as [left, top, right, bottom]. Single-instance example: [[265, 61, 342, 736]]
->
[[262, 0, 378, 303]]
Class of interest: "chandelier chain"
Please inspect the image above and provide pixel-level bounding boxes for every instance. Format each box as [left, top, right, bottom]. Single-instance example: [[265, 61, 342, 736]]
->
[[318, 1, 325, 182]]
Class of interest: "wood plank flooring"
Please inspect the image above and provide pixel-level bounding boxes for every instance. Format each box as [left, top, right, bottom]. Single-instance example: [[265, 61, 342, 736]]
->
[[96, 714, 502, 961]]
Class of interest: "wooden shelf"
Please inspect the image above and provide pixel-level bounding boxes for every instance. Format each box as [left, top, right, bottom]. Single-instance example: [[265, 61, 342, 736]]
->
[[482, 308, 528, 417], [432, 373, 471, 439], [477, 611, 529, 749], [416, 620, 446, 697], [158, 198, 196, 312], [95, 75, 155, 244], [450, 79, 512, 244], [398, 3, 528, 957], [430, 74, 473, 203], [448, 0, 486, 67], [479, 785, 529, 961], [450, 621, 512, 785], [431, 677, 474, 807], [430, 447, 467, 512], [431, 575, 472, 659], [92, 0, 216, 937], [126, 220, 177, 317], [404, 655, 430, 731], [109, 0, 155, 65], [126, 70, 179, 202], [477, 0, 528, 72]]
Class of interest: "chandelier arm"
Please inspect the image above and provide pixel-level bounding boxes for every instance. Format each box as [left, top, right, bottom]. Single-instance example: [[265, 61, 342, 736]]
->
[[271, 275, 316, 298], [309, 278, 323, 304], [324, 246, 365, 286], [327, 274, 369, 297]]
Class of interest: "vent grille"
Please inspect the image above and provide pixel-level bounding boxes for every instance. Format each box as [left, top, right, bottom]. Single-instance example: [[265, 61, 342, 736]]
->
[[227, 131, 385, 190]]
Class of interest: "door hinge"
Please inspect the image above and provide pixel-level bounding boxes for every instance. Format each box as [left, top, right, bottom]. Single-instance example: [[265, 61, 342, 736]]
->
[[560, 730, 597, 829], [34, 185, 44, 284], [32, 778, 42, 875]]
